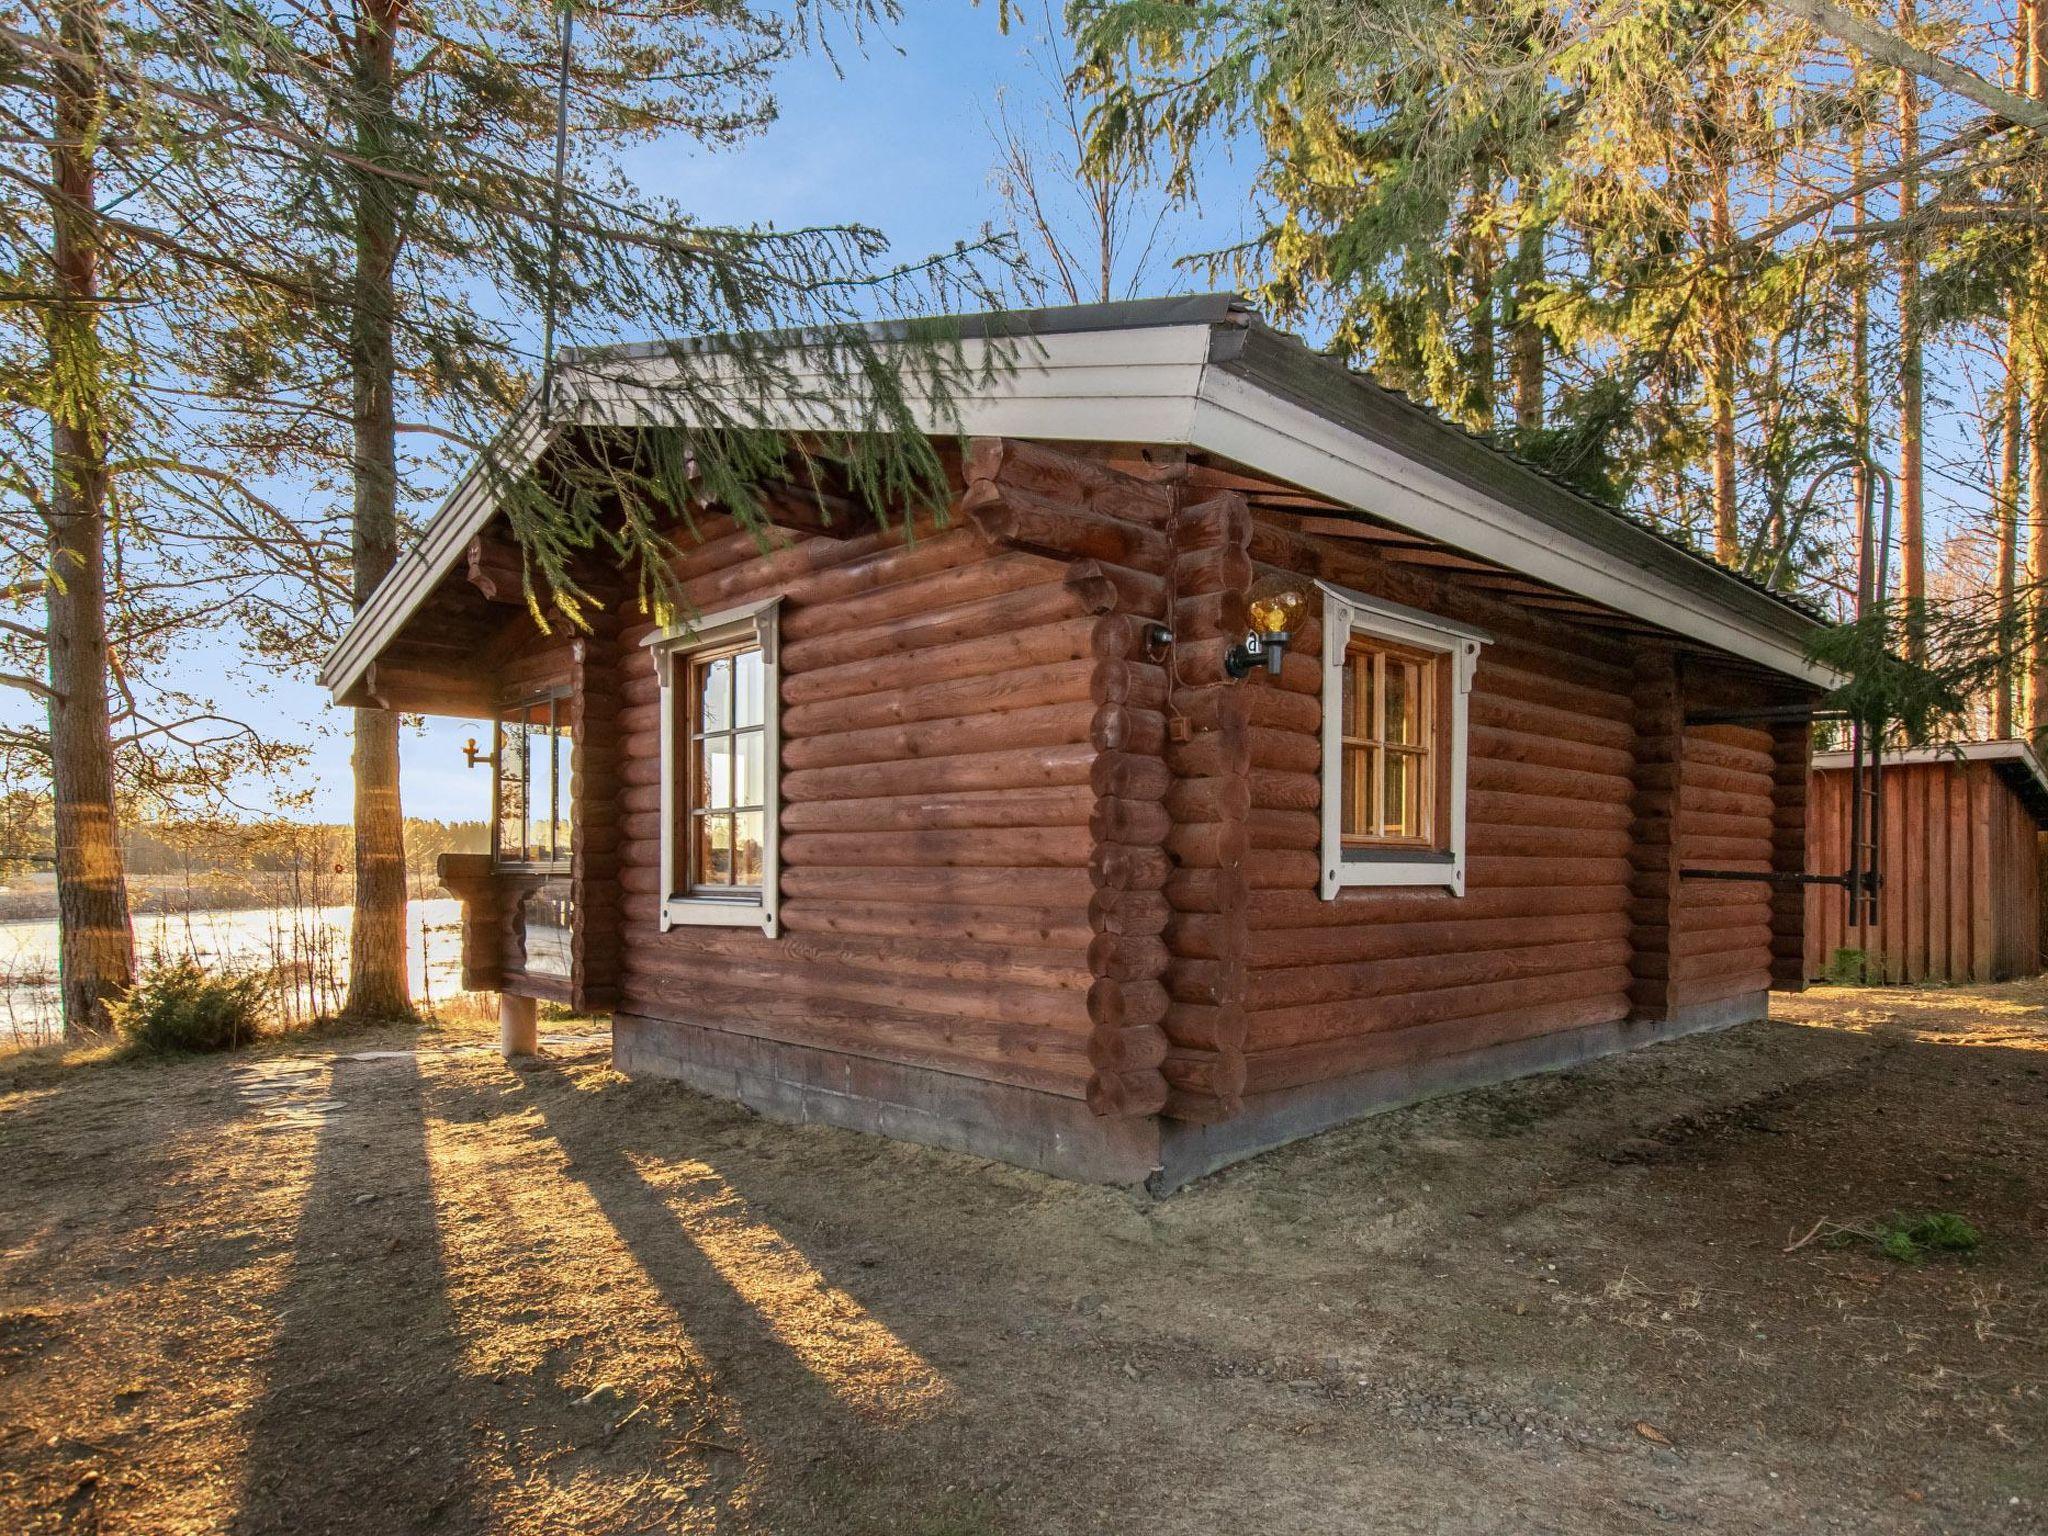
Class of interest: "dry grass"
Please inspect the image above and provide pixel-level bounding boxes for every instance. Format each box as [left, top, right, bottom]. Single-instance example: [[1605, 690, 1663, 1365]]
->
[[0, 985, 2042, 1535]]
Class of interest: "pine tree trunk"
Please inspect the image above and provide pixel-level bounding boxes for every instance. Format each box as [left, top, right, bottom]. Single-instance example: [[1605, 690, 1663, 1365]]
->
[[1850, 122, 1873, 616], [341, 0, 412, 1021], [1998, 328, 2023, 738], [1708, 166, 1740, 566], [1509, 223, 1544, 431], [1466, 185, 1496, 432], [2029, 0, 2048, 739], [45, 0, 134, 1041], [1896, 1, 1927, 670]]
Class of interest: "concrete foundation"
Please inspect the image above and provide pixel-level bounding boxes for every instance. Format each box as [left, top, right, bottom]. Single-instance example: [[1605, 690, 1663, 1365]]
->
[[611, 992, 1769, 1192]]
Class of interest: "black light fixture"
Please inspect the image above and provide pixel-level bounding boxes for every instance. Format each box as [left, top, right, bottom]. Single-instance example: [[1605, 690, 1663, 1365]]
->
[[1225, 573, 1317, 679]]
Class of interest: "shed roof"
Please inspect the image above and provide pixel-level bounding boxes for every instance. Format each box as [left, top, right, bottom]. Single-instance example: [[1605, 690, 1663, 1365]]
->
[[1812, 740, 2048, 826], [321, 293, 1838, 703]]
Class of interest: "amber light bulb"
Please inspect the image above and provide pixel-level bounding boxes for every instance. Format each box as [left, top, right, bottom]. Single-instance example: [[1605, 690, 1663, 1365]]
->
[[1245, 574, 1314, 637]]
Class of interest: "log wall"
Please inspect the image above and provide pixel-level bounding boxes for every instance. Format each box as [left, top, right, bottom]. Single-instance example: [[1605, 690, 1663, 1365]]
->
[[454, 436, 1804, 1144], [1232, 524, 1644, 1097], [1661, 722, 1777, 1013], [1804, 759, 2043, 982], [608, 445, 1180, 1112]]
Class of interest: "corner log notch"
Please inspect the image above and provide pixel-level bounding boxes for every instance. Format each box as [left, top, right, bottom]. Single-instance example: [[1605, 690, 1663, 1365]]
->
[[962, 438, 1175, 1118], [1159, 492, 1255, 1123], [465, 533, 528, 606]]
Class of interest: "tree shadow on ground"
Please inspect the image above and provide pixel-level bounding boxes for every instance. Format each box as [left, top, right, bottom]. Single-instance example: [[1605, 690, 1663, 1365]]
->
[[485, 1055, 967, 1526], [229, 1052, 484, 1535]]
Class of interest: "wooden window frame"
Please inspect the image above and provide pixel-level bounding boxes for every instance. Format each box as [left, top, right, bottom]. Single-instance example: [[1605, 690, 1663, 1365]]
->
[[1317, 581, 1489, 898], [646, 595, 782, 935], [491, 686, 573, 874], [1338, 636, 1450, 852]]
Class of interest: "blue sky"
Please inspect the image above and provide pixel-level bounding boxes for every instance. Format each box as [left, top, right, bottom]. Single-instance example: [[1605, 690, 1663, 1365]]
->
[[269, 3, 1252, 824], [76, 3, 2000, 827]]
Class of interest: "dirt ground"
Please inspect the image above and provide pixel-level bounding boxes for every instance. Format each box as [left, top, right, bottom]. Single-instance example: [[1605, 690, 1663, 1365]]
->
[[0, 985, 2042, 1536]]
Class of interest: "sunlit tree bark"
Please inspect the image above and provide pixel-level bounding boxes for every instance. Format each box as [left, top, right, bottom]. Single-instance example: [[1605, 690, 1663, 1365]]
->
[[1895, 0, 1927, 671], [44, 0, 135, 1038], [339, 0, 410, 1021]]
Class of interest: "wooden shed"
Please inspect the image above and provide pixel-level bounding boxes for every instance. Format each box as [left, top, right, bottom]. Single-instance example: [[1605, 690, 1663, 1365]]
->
[[322, 294, 1838, 1190], [1805, 741, 2048, 984]]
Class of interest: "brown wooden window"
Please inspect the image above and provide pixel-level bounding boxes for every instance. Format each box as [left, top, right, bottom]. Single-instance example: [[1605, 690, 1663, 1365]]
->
[[684, 642, 767, 894], [1338, 637, 1449, 849]]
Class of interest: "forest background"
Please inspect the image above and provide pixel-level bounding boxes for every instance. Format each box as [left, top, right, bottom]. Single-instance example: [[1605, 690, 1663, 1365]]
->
[[0, 0, 2038, 1036]]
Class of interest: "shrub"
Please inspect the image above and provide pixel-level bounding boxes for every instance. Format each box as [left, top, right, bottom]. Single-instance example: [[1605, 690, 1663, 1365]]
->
[[1878, 1212, 1981, 1261], [112, 959, 269, 1054], [1824, 947, 1874, 985]]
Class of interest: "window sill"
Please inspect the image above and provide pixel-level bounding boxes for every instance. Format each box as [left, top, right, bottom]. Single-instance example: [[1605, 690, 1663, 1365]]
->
[[661, 893, 777, 936], [1326, 852, 1465, 895]]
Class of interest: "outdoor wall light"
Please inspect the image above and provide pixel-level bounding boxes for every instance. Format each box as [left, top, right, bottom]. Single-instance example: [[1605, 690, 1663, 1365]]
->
[[1226, 574, 1316, 679], [463, 736, 490, 769]]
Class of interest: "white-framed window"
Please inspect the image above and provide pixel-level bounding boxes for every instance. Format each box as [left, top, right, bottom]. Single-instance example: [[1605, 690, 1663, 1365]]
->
[[1317, 581, 1489, 898], [645, 595, 782, 936]]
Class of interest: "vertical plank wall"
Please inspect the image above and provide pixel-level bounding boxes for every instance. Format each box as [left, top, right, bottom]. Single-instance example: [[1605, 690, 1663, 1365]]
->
[[1804, 760, 2043, 982]]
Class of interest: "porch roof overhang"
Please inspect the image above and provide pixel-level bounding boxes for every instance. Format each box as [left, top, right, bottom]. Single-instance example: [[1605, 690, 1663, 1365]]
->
[[320, 293, 1840, 705]]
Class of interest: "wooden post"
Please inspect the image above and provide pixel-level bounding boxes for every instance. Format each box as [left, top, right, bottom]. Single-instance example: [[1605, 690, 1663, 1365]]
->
[[500, 992, 538, 1057], [570, 609, 623, 1012]]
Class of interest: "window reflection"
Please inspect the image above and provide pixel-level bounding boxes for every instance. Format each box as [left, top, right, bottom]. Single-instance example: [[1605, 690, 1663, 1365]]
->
[[687, 644, 766, 893], [495, 692, 572, 867], [520, 880, 574, 978]]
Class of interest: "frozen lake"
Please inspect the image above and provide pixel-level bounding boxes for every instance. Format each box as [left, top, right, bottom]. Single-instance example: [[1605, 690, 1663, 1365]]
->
[[0, 898, 469, 1044]]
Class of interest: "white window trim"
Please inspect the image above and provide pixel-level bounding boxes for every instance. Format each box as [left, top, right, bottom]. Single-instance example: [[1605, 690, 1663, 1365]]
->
[[644, 595, 782, 936], [1318, 581, 1490, 899]]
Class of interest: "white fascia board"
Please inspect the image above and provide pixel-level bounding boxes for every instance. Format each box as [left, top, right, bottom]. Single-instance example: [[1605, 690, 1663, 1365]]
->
[[320, 328, 1213, 705], [1187, 367, 1838, 687], [571, 327, 1210, 443], [324, 315, 1836, 704]]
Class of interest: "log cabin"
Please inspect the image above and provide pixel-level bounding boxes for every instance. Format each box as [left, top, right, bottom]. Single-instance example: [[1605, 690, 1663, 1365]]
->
[[1806, 741, 2048, 984], [321, 294, 1840, 1190]]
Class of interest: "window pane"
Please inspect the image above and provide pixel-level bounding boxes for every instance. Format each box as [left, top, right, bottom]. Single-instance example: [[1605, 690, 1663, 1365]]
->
[[733, 811, 765, 886], [1341, 656, 1359, 738], [734, 647, 765, 728], [496, 717, 528, 860], [519, 881, 573, 978], [1384, 751, 1424, 840], [1386, 659, 1422, 746], [554, 720, 574, 860], [699, 656, 732, 732], [701, 737, 734, 810], [735, 729, 764, 808], [1340, 745, 1367, 836], [525, 720, 554, 859], [696, 812, 734, 887]]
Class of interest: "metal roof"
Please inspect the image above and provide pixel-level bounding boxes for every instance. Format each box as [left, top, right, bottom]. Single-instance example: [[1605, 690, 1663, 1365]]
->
[[1812, 739, 2048, 823], [323, 293, 1837, 703], [570, 292, 1826, 632]]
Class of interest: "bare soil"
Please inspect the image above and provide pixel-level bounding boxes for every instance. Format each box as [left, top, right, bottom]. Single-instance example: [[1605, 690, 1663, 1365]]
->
[[0, 985, 2042, 1535]]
